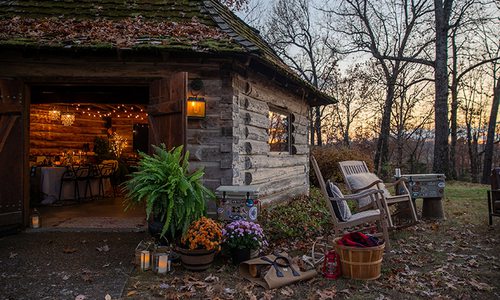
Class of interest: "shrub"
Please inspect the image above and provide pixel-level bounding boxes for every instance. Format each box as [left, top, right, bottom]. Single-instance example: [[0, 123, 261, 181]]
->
[[310, 145, 374, 186], [259, 189, 332, 242]]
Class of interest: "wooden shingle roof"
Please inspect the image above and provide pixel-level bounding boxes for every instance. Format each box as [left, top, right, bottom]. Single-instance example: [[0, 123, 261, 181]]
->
[[0, 0, 334, 106]]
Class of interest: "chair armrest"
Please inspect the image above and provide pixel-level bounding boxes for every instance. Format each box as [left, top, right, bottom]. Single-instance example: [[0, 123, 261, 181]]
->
[[384, 177, 407, 188], [330, 189, 384, 206], [351, 180, 383, 193], [385, 178, 411, 195]]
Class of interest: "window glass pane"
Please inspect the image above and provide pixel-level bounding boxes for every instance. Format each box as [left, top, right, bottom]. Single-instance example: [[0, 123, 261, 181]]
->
[[268, 110, 289, 152]]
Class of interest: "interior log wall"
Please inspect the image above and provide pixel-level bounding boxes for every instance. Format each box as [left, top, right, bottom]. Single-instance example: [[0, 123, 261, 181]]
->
[[30, 104, 146, 156]]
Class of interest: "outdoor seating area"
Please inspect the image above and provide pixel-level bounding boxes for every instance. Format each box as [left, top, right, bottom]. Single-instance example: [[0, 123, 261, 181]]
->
[[0, 0, 498, 299]]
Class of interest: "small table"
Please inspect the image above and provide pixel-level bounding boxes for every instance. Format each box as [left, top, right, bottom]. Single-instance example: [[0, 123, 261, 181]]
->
[[401, 173, 446, 220]]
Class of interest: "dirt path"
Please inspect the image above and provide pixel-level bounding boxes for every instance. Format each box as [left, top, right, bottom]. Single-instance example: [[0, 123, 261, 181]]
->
[[0, 231, 147, 300]]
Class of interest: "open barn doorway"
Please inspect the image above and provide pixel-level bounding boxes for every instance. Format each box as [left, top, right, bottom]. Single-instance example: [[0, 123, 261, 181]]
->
[[29, 83, 151, 230]]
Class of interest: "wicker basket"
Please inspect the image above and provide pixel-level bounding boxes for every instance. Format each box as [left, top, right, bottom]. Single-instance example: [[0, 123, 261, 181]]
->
[[334, 237, 385, 280]]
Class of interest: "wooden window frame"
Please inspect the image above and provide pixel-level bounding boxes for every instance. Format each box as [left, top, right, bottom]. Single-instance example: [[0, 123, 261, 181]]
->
[[268, 106, 292, 155]]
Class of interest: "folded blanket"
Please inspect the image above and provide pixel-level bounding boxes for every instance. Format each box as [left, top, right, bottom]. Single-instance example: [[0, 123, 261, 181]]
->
[[337, 232, 383, 247]]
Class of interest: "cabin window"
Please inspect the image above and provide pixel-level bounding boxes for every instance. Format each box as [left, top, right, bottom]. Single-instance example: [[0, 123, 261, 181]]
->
[[268, 109, 290, 153]]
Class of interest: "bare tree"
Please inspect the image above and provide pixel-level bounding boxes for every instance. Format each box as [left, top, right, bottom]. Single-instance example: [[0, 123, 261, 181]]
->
[[460, 68, 490, 182], [328, 0, 433, 176], [391, 66, 434, 168], [323, 63, 377, 146], [447, 0, 499, 179], [264, 0, 339, 146], [480, 14, 500, 183]]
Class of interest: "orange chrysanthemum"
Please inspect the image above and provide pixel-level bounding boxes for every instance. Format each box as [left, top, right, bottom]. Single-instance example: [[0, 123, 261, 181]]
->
[[181, 217, 223, 251]]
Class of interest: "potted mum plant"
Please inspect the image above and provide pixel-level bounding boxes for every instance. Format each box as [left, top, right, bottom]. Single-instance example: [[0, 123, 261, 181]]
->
[[177, 217, 223, 271], [123, 144, 213, 244], [223, 220, 267, 265]]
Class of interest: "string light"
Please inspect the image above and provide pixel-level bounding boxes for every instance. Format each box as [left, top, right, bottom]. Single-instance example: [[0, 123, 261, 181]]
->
[[48, 104, 148, 121]]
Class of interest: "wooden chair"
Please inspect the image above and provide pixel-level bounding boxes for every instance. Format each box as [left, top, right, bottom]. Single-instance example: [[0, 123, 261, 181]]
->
[[311, 156, 390, 251], [488, 167, 500, 225], [58, 165, 92, 203], [338, 160, 418, 229], [96, 163, 117, 199]]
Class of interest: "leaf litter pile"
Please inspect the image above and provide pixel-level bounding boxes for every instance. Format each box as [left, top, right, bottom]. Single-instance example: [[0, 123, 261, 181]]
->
[[124, 185, 500, 299], [0, 16, 228, 48]]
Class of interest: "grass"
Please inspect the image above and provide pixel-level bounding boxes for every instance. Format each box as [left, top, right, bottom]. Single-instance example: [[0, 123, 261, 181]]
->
[[441, 181, 490, 225]]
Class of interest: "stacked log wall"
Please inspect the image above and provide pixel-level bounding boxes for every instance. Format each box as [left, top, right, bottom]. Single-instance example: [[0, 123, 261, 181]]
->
[[185, 66, 235, 191], [232, 72, 310, 204]]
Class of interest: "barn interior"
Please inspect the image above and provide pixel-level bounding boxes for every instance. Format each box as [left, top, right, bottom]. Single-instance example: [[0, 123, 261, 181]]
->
[[29, 84, 150, 229]]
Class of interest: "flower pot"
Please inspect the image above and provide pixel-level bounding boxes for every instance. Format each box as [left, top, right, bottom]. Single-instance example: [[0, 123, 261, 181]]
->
[[231, 248, 251, 265], [147, 219, 170, 246], [250, 249, 260, 258], [177, 247, 216, 271]]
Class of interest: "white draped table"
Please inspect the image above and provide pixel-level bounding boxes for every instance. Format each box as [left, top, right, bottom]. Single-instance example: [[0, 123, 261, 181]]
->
[[40, 166, 111, 205]]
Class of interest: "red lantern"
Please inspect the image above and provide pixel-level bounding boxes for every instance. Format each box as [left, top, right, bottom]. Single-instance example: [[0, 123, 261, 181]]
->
[[322, 250, 341, 279]]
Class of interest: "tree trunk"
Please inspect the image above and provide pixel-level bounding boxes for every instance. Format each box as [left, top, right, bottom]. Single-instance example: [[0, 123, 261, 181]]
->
[[482, 77, 500, 183], [315, 106, 322, 146], [374, 77, 397, 177], [309, 109, 315, 145], [466, 122, 480, 183], [432, 0, 452, 175], [449, 32, 459, 180]]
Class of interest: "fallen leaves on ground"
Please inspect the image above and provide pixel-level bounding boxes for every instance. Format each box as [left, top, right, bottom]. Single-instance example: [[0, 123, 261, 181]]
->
[[96, 245, 110, 252], [62, 247, 77, 254]]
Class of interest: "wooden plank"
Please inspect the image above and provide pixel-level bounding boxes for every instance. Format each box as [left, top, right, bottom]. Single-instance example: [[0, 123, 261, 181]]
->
[[0, 104, 22, 114], [241, 141, 269, 155], [0, 116, 18, 153], [148, 73, 187, 152], [245, 165, 306, 184], [243, 96, 269, 114], [0, 59, 222, 79], [244, 125, 268, 143], [244, 154, 307, 170], [242, 111, 269, 129], [0, 78, 24, 228], [148, 101, 181, 116]]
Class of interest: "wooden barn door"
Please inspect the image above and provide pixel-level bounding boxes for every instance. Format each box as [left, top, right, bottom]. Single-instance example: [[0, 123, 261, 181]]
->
[[148, 73, 187, 152], [0, 79, 28, 228]]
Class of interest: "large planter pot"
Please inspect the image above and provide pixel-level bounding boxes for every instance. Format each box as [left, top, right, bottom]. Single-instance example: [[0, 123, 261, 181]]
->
[[147, 219, 170, 246], [230, 248, 251, 265], [177, 247, 216, 271]]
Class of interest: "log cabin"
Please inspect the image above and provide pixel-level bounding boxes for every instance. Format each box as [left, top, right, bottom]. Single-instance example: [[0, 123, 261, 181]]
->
[[0, 0, 334, 229]]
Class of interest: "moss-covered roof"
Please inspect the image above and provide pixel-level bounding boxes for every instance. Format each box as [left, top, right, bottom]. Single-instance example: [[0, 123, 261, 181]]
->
[[0, 0, 334, 105]]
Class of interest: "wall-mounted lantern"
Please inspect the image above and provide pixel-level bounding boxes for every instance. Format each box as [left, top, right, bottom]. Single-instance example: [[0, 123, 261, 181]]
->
[[187, 78, 206, 118], [186, 96, 206, 118]]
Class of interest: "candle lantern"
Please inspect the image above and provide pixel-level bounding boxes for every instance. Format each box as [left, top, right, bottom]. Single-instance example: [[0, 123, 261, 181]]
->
[[322, 250, 341, 279], [186, 96, 206, 118], [154, 254, 169, 274], [30, 209, 40, 229], [140, 250, 151, 271]]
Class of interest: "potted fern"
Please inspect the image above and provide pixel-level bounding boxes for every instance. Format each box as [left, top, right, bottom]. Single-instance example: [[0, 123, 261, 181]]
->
[[123, 144, 213, 244]]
